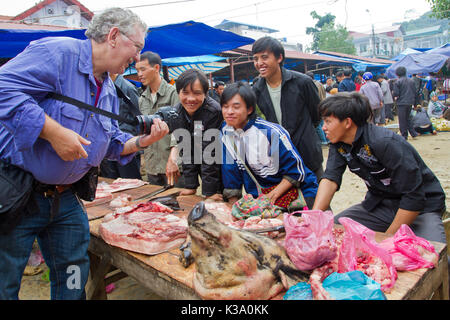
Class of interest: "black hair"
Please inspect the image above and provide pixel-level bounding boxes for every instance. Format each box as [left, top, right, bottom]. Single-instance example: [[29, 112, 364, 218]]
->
[[375, 74, 384, 81], [319, 92, 373, 127], [139, 51, 162, 68], [306, 71, 315, 79], [220, 81, 256, 119], [343, 69, 352, 77], [214, 81, 225, 89], [176, 69, 209, 94], [251, 36, 285, 67], [395, 66, 407, 77], [336, 71, 344, 78]]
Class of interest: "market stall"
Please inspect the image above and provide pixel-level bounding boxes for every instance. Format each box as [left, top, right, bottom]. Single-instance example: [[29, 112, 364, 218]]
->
[[86, 179, 449, 300]]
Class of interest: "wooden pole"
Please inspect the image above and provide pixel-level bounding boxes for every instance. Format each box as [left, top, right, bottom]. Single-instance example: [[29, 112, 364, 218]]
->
[[162, 66, 170, 82], [229, 58, 235, 83]]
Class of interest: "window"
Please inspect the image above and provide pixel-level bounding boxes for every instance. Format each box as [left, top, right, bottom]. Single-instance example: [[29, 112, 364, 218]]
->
[[47, 8, 54, 15]]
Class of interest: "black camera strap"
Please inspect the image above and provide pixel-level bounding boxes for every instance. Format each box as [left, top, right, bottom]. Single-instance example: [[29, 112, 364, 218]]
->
[[46, 86, 137, 126]]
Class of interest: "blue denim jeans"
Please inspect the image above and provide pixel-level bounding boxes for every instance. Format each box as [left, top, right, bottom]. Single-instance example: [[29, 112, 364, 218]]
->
[[315, 120, 329, 144], [0, 190, 90, 300]]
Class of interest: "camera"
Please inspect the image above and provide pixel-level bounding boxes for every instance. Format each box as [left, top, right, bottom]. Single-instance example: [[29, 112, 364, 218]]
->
[[135, 106, 184, 135]]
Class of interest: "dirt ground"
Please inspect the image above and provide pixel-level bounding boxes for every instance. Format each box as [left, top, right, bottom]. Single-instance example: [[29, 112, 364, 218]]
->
[[18, 130, 450, 300]]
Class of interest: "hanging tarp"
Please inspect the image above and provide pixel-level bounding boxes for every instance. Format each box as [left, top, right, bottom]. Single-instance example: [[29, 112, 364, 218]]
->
[[167, 61, 229, 79], [313, 52, 389, 72], [162, 54, 226, 66], [386, 52, 449, 78], [122, 54, 229, 80], [0, 20, 254, 59], [162, 54, 228, 79]]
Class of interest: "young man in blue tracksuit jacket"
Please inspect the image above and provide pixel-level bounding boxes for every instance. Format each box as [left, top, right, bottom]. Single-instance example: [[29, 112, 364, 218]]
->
[[220, 82, 318, 209]]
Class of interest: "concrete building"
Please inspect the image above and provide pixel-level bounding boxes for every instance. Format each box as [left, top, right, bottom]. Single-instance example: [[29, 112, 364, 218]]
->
[[349, 22, 449, 59], [9, 0, 93, 28], [349, 25, 403, 60], [215, 19, 303, 52], [403, 25, 449, 49]]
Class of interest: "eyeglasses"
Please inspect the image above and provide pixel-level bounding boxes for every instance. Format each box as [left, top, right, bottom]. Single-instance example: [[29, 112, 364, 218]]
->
[[120, 32, 144, 54]]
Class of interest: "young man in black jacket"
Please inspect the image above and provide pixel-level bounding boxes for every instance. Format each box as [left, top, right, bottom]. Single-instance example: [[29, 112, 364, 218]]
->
[[312, 92, 448, 287], [392, 66, 419, 140], [172, 69, 223, 200], [251, 36, 324, 180]]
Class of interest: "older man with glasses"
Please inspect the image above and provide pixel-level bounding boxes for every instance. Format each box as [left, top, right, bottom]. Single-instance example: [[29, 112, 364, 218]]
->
[[0, 8, 168, 299]]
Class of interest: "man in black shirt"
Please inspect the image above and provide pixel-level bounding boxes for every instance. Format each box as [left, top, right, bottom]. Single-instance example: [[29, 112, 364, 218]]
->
[[313, 92, 447, 246]]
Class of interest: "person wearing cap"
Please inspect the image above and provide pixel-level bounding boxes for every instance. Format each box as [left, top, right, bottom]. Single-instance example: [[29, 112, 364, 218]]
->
[[359, 72, 384, 125], [208, 81, 225, 103]]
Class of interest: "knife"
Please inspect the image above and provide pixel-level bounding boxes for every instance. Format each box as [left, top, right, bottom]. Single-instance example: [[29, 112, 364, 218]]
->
[[246, 225, 285, 234], [132, 184, 173, 202]]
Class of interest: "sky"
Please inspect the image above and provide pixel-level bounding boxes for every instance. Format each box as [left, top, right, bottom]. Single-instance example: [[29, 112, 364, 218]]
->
[[3, 0, 434, 47]]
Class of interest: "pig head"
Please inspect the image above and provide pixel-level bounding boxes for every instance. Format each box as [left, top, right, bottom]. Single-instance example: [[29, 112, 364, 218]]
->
[[188, 202, 309, 300]]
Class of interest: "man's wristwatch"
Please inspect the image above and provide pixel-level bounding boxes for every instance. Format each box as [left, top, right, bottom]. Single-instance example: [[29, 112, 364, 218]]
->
[[135, 136, 146, 151]]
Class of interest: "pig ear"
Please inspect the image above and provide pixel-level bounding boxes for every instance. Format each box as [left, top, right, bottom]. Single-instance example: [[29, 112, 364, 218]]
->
[[188, 202, 207, 222], [279, 270, 290, 289]]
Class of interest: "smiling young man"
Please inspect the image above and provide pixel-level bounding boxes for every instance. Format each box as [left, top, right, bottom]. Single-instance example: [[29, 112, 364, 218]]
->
[[251, 37, 324, 181], [171, 69, 223, 201], [135, 51, 180, 186], [221, 82, 318, 209], [312, 92, 446, 246]]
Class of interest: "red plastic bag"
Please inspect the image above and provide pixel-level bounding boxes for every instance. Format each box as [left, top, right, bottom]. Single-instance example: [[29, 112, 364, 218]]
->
[[379, 224, 438, 271], [338, 217, 397, 293], [283, 210, 337, 270]]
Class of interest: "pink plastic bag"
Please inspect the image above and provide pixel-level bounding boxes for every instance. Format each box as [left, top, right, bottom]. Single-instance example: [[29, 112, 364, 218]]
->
[[338, 217, 397, 293], [379, 224, 438, 271], [283, 210, 337, 271]]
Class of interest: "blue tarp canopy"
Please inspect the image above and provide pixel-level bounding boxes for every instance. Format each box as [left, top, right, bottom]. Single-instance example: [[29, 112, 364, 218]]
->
[[392, 48, 422, 61], [0, 20, 254, 59], [425, 43, 450, 57], [161, 54, 226, 66], [312, 52, 389, 72], [386, 52, 449, 78], [123, 54, 229, 80]]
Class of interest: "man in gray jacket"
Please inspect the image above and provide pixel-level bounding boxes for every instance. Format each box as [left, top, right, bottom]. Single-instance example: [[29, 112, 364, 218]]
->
[[392, 67, 419, 140], [136, 51, 181, 185], [100, 74, 142, 179], [376, 75, 394, 122]]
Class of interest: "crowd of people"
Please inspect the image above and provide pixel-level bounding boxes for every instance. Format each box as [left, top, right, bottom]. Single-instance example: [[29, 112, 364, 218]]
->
[[0, 7, 447, 300], [318, 68, 449, 140]]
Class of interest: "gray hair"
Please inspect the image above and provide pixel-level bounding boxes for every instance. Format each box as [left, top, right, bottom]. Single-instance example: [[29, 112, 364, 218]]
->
[[85, 7, 147, 43]]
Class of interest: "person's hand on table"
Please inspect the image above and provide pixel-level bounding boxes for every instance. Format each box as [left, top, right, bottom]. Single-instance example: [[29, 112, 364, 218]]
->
[[205, 193, 223, 202], [179, 188, 196, 196], [165, 157, 180, 186], [266, 189, 281, 205]]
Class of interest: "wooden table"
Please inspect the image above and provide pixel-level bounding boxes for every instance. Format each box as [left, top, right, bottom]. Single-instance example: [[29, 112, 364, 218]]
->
[[86, 181, 449, 300]]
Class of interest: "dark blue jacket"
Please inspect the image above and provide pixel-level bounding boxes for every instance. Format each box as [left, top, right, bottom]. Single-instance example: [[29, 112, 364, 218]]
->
[[338, 78, 356, 92]]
